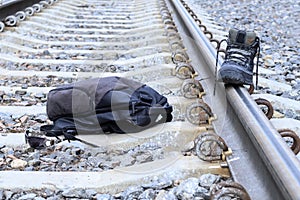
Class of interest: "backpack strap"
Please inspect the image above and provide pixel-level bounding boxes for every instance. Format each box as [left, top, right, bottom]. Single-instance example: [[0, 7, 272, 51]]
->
[[40, 124, 63, 137], [37, 125, 99, 148]]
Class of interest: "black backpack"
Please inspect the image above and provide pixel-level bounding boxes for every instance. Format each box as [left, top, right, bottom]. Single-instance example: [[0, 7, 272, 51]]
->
[[40, 76, 173, 141]]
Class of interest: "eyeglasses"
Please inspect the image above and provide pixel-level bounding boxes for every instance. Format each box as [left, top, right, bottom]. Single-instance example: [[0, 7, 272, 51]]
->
[[25, 130, 58, 150], [25, 128, 99, 149]]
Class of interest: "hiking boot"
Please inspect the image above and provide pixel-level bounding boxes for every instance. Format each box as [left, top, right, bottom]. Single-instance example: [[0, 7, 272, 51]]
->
[[217, 28, 260, 85]]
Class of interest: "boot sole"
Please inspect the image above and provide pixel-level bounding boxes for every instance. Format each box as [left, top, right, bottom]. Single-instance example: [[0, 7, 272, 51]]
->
[[218, 67, 253, 85]]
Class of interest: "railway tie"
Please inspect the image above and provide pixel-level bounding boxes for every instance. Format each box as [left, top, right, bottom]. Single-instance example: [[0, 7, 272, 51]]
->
[[0, 0, 299, 199]]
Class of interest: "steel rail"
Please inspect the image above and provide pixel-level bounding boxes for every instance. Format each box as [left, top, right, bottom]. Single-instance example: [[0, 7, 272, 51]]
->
[[0, 0, 41, 20], [228, 85, 300, 200], [167, 0, 300, 199]]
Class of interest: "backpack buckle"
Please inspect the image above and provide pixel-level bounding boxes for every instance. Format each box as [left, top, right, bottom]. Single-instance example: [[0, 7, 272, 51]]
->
[[62, 128, 79, 142]]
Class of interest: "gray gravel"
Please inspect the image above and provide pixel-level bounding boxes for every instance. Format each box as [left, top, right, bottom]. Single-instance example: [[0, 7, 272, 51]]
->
[[0, 91, 47, 106], [0, 75, 75, 87], [0, 113, 47, 133], [187, 0, 300, 119], [188, 0, 299, 67], [0, 142, 165, 172], [0, 173, 231, 200]]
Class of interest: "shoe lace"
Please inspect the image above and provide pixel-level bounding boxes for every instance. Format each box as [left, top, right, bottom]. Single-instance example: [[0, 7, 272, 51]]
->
[[255, 37, 260, 90], [214, 38, 227, 95], [214, 37, 260, 95]]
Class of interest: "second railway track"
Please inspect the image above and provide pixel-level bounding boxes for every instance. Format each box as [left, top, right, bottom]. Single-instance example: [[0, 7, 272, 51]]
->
[[0, 0, 299, 199]]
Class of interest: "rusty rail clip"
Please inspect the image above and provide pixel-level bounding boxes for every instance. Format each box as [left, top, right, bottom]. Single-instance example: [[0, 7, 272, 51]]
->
[[194, 132, 231, 161], [278, 129, 300, 155], [211, 181, 251, 200], [255, 98, 274, 119], [181, 78, 205, 99]]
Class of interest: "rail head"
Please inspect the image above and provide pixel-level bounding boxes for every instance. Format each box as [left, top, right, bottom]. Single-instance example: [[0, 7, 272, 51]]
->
[[0, 0, 41, 20], [167, 0, 300, 199]]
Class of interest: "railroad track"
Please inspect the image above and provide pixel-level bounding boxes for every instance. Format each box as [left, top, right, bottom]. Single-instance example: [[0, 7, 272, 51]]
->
[[0, 0, 299, 199]]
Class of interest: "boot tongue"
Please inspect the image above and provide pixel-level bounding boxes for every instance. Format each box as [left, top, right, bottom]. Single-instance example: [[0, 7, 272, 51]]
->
[[229, 29, 256, 46]]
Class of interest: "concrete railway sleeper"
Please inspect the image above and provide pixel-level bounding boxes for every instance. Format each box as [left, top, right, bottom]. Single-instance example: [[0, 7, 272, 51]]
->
[[0, 0, 56, 30], [0, 0, 299, 199]]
